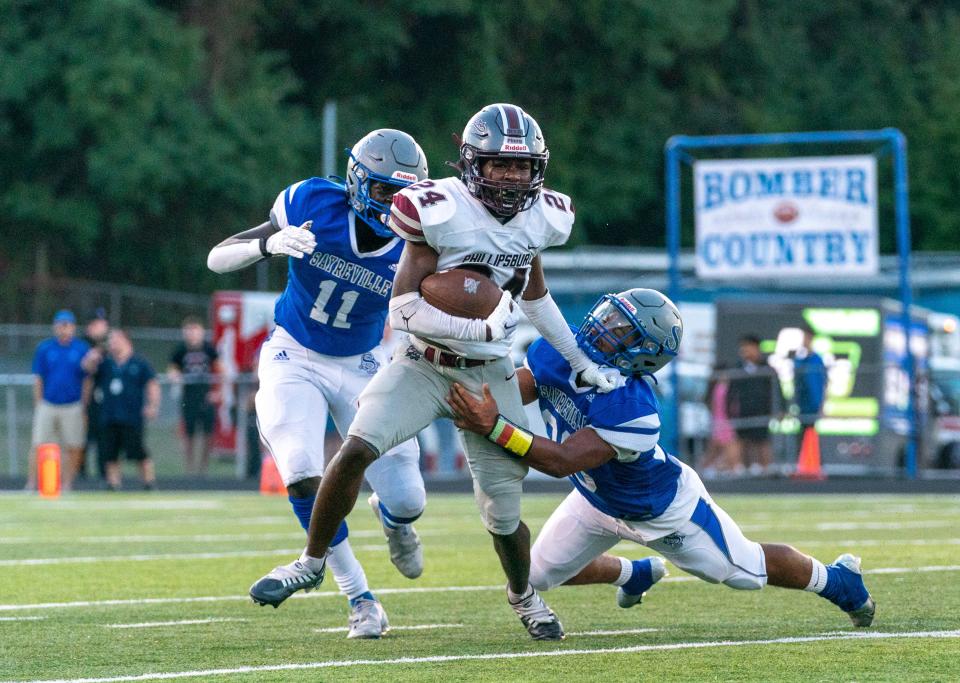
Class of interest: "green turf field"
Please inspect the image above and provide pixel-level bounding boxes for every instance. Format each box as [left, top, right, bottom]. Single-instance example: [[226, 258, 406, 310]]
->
[[1, 492, 958, 682]]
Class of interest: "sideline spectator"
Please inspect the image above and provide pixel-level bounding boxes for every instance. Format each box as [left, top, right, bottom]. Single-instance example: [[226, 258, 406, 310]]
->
[[699, 363, 743, 478], [792, 324, 828, 461], [81, 308, 109, 480], [726, 334, 782, 476], [27, 310, 89, 492], [86, 329, 161, 490], [792, 324, 828, 430], [168, 316, 219, 476]]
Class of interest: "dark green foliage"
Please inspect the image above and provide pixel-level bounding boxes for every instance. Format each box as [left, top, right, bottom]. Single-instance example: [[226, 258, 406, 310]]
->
[[1, 0, 958, 296]]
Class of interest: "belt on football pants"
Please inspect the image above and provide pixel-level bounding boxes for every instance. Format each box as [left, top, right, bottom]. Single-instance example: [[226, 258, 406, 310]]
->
[[421, 344, 491, 369]]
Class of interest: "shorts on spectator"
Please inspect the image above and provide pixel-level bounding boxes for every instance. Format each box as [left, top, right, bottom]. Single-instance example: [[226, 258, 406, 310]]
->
[[735, 426, 770, 442], [32, 401, 85, 448], [99, 423, 149, 463], [182, 403, 215, 437]]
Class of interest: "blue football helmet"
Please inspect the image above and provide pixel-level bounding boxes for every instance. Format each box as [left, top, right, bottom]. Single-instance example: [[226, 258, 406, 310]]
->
[[575, 288, 683, 377], [346, 129, 428, 237]]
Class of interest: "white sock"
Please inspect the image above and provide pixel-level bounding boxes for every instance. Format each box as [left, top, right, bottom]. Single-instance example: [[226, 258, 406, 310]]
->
[[804, 558, 829, 593], [298, 550, 326, 573], [612, 557, 633, 587], [507, 584, 533, 602], [325, 539, 370, 601]]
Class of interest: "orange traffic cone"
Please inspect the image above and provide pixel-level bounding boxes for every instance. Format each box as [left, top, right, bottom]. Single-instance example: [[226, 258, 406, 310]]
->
[[259, 455, 286, 495], [37, 443, 62, 498], [793, 426, 826, 480]]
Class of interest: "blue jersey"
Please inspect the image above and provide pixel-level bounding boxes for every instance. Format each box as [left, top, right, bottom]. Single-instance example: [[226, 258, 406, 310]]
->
[[32, 337, 90, 404], [526, 337, 683, 521], [269, 178, 403, 356]]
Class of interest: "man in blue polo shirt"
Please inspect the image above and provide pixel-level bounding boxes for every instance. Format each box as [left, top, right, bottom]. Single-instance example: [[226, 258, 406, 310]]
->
[[28, 310, 90, 492]]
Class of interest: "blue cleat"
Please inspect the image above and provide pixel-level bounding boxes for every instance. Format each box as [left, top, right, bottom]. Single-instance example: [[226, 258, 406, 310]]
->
[[617, 556, 668, 608], [825, 553, 876, 627]]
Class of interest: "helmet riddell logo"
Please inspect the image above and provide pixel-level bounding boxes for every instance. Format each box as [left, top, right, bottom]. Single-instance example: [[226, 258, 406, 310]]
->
[[617, 296, 637, 315], [501, 137, 530, 153], [392, 170, 418, 182]]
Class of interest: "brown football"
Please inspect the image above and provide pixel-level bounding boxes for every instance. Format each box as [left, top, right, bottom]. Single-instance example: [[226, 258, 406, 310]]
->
[[420, 268, 503, 319]]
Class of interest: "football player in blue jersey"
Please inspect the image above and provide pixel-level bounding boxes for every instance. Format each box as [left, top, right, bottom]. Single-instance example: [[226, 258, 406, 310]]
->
[[447, 288, 876, 629], [207, 129, 430, 638]]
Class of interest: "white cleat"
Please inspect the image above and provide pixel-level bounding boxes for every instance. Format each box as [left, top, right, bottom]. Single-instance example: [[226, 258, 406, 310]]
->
[[347, 598, 390, 639], [617, 556, 668, 608], [369, 493, 424, 579]]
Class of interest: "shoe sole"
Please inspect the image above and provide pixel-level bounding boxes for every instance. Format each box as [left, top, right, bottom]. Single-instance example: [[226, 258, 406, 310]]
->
[[848, 597, 876, 627]]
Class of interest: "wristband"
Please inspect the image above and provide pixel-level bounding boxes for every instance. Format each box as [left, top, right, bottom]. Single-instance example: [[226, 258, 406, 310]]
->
[[486, 415, 534, 458], [258, 236, 271, 258]]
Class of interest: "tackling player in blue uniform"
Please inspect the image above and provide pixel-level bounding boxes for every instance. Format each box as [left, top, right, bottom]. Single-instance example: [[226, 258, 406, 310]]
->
[[448, 288, 876, 629], [207, 130, 429, 638]]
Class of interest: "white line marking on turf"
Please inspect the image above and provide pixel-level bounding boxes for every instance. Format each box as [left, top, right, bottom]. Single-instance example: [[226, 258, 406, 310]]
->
[[314, 623, 463, 634], [0, 545, 394, 565], [0, 529, 420, 545], [104, 618, 247, 629], [0, 585, 504, 612], [0, 616, 46, 621], [4, 564, 960, 613], [6, 630, 959, 683], [568, 628, 659, 636], [0, 549, 304, 566]]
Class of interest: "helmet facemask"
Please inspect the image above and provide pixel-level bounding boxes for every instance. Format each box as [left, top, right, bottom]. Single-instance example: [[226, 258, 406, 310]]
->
[[460, 146, 547, 217], [575, 292, 682, 378], [345, 129, 428, 238], [347, 152, 417, 237]]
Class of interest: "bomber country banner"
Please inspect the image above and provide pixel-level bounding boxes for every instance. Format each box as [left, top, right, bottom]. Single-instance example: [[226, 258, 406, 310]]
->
[[693, 155, 879, 279]]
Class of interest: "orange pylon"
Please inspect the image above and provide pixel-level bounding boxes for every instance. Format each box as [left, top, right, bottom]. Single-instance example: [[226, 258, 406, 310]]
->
[[259, 455, 286, 495], [37, 443, 62, 498], [792, 426, 826, 480]]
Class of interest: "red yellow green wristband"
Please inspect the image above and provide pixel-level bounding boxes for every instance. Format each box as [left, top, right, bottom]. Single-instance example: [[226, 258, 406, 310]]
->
[[486, 415, 534, 458]]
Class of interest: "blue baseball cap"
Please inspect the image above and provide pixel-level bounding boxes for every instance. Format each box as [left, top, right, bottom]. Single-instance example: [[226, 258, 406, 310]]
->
[[53, 310, 76, 325]]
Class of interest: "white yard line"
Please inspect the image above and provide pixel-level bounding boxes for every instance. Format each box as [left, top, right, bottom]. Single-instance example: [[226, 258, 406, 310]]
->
[[2, 563, 959, 613], [0, 585, 505, 612], [314, 623, 463, 634], [104, 618, 247, 629], [567, 628, 659, 636], [0, 546, 393, 566], [6, 630, 959, 683], [0, 616, 45, 622]]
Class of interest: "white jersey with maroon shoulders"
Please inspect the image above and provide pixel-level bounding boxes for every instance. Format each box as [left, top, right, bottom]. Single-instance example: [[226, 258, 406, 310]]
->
[[388, 176, 575, 359]]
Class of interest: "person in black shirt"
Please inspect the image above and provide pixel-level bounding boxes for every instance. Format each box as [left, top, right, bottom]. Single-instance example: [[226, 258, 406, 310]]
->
[[86, 329, 161, 490], [80, 309, 109, 481], [726, 334, 783, 476], [167, 316, 219, 476]]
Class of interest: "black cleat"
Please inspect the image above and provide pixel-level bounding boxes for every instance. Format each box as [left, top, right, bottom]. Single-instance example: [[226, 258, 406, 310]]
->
[[249, 558, 325, 608]]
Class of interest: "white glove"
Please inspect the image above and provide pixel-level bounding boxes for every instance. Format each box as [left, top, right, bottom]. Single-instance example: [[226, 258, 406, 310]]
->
[[485, 290, 516, 342], [265, 221, 316, 258], [569, 350, 625, 393], [579, 362, 626, 393]]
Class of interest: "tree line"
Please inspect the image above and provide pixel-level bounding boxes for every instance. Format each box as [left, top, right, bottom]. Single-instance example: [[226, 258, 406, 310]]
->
[[2, 0, 958, 313]]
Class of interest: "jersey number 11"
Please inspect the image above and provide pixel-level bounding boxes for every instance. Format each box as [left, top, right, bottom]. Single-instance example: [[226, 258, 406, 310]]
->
[[310, 280, 358, 329]]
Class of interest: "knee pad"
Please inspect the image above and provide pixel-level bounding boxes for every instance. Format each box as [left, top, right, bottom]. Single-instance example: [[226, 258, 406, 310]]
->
[[378, 489, 426, 524], [474, 480, 521, 536], [724, 572, 767, 591], [528, 555, 562, 592]]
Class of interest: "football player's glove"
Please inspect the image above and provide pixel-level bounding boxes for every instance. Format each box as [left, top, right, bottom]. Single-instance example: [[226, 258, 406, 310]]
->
[[264, 221, 316, 259], [485, 290, 517, 342]]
